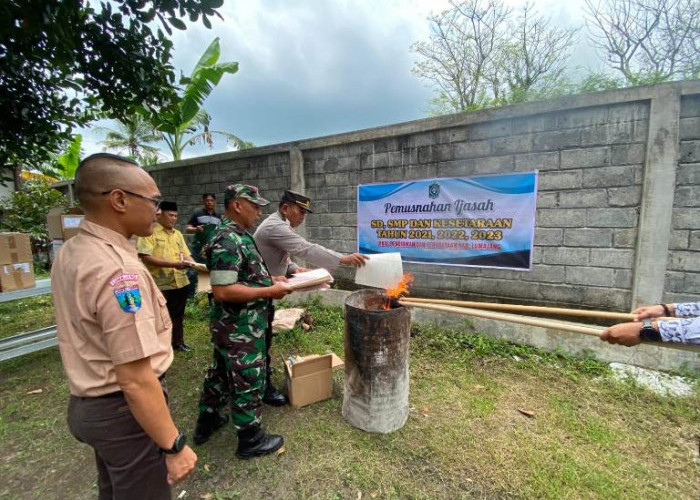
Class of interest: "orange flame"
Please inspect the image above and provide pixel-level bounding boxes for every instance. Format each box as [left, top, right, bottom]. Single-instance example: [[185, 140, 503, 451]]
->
[[383, 273, 414, 309]]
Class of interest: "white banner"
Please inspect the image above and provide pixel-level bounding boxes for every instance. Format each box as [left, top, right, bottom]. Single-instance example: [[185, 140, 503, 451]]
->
[[357, 172, 538, 270]]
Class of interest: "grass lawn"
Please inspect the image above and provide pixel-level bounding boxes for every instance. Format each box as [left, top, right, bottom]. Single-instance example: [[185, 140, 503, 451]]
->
[[0, 295, 55, 340], [0, 297, 698, 499]]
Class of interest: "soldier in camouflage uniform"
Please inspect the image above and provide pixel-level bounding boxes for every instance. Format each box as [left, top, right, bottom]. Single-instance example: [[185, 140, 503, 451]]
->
[[193, 184, 293, 459]]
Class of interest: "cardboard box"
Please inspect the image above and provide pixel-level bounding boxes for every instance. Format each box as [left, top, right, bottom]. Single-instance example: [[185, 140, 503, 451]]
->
[[284, 353, 344, 408], [0, 261, 35, 292], [49, 239, 64, 262], [0, 232, 32, 265], [48, 206, 84, 240], [47, 206, 65, 240], [61, 214, 85, 241]]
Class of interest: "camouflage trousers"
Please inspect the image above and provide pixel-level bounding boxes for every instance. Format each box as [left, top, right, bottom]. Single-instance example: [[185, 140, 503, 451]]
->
[[197, 334, 268, 430]]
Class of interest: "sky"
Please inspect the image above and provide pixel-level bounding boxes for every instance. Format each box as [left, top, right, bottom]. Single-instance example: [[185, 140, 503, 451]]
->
[[81, 0, 600, 160]]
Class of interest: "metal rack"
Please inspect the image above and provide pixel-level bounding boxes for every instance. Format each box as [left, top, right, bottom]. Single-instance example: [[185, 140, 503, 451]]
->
[[0, 279, 56, 362]]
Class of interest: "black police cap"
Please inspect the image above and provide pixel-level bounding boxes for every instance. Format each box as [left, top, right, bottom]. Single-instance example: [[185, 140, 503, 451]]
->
[[281, 190, 313, 213]]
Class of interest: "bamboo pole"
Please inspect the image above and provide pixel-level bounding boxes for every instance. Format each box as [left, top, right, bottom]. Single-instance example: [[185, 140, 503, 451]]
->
[[400, 300, 604, 336], [398, 300, 700, 353], [401, 297, 635, 321]]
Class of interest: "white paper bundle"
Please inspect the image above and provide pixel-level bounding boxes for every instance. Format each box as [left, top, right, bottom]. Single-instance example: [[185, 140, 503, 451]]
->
[[354, 252, 403, 289], [286, 268, 334, 290]]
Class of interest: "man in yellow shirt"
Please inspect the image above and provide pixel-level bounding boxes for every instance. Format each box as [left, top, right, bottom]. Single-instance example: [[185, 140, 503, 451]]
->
[[137, 201, 194, 352]]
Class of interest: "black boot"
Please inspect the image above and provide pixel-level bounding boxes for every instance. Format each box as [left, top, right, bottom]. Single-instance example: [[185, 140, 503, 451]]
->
[[193, 411, 229, 445], [236, 424, 284, 459], [262, 377, 288, 406]]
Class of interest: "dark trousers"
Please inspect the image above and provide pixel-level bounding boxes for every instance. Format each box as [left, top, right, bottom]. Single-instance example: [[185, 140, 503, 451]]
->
[[67, 389, 170, 500], [162, 286, 189, 347], [185, 268, 198, 299], [186, 246, 204, 298]]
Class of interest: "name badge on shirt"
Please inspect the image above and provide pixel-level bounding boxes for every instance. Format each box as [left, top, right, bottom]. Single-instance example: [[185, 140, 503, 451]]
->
[[110, 274, 142, 313]]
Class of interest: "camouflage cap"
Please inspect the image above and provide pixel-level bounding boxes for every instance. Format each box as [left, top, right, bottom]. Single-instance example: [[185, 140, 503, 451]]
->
[[224, 184, 270, 206]]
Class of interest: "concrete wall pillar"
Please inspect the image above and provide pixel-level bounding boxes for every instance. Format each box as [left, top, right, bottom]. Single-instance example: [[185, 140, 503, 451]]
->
[[631, 86, 681, 308], [290, 146, 306, 238]]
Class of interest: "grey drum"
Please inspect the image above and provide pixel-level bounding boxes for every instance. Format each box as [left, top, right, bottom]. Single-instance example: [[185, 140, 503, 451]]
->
[[342, 289, 411, 433]]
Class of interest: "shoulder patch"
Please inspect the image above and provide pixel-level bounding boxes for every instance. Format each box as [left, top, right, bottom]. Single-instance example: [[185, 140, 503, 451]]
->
[[110, 273, 141, 313], [109, 273, 140, 286]]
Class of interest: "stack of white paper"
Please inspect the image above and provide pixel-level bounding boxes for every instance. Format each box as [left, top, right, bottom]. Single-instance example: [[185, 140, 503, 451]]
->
[[354, 252, 403, 289], [286, 268, 334, 290]]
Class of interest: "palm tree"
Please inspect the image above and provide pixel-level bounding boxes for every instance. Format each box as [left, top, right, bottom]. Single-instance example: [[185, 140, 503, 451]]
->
[[97, 114, 164, 163], [141, 37, 252, 161]]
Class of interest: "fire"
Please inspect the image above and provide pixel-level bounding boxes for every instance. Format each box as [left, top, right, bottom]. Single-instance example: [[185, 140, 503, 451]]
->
[[383, 273, 414, 309]]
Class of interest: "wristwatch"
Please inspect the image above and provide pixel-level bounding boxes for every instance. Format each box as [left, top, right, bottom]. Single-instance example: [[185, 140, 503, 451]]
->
[[639, 319, 662, 342], [161, 431, 186, 454]]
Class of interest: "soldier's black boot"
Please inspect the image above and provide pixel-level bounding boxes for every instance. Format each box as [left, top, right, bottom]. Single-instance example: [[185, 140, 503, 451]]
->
[[262, 376, 288, 406], [193, 411, 229, 445], [236, 424, 284, 459]]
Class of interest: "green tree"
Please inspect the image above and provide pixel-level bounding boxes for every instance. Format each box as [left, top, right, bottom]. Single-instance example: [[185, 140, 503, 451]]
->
[[0, 0, 224, 174], [497, 3, 580, 105], [585, 0, 700, 85], [98, 115, 164, 165], [7, 134, 83, 192], [33, 134, 84, 181], [411, 0, 578, 114], [141, 37, 252, 161], [575, 72, 624, 93], [0, 181, 68, 257], [55, 134, 84, 179]]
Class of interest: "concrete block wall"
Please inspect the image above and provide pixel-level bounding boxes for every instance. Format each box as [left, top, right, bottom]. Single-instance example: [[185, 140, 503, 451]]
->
[[147, 81, 700, 313], [489, 105, 643, 312], [667, 94, 700, 303], [150, 152, 292, 227], [301, 102, 650, 311]]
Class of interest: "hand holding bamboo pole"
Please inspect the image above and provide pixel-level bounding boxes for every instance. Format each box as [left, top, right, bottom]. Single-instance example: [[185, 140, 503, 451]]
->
[[398, 299, 700, 353]]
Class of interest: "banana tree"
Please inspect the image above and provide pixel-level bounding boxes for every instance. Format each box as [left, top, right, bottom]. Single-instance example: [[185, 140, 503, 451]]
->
[[142, 37, 251, 160], [30, 134, 83, 181], [56, 134, 83, 178]]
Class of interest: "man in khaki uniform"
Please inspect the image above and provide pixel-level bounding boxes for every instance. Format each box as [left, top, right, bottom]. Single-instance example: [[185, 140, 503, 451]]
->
[[52, 153, 196, 500], [137, 200, 194, 352]]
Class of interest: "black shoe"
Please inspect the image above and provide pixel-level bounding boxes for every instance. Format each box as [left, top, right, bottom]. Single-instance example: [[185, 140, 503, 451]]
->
[[173, 344, 191, 352], [263, 384, 288, 406], [193, 412, 229, 445], [236, 425, 284, 459]]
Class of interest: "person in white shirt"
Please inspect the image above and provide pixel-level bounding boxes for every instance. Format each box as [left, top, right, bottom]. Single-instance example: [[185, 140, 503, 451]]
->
[[600, 302, 700, 346]]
